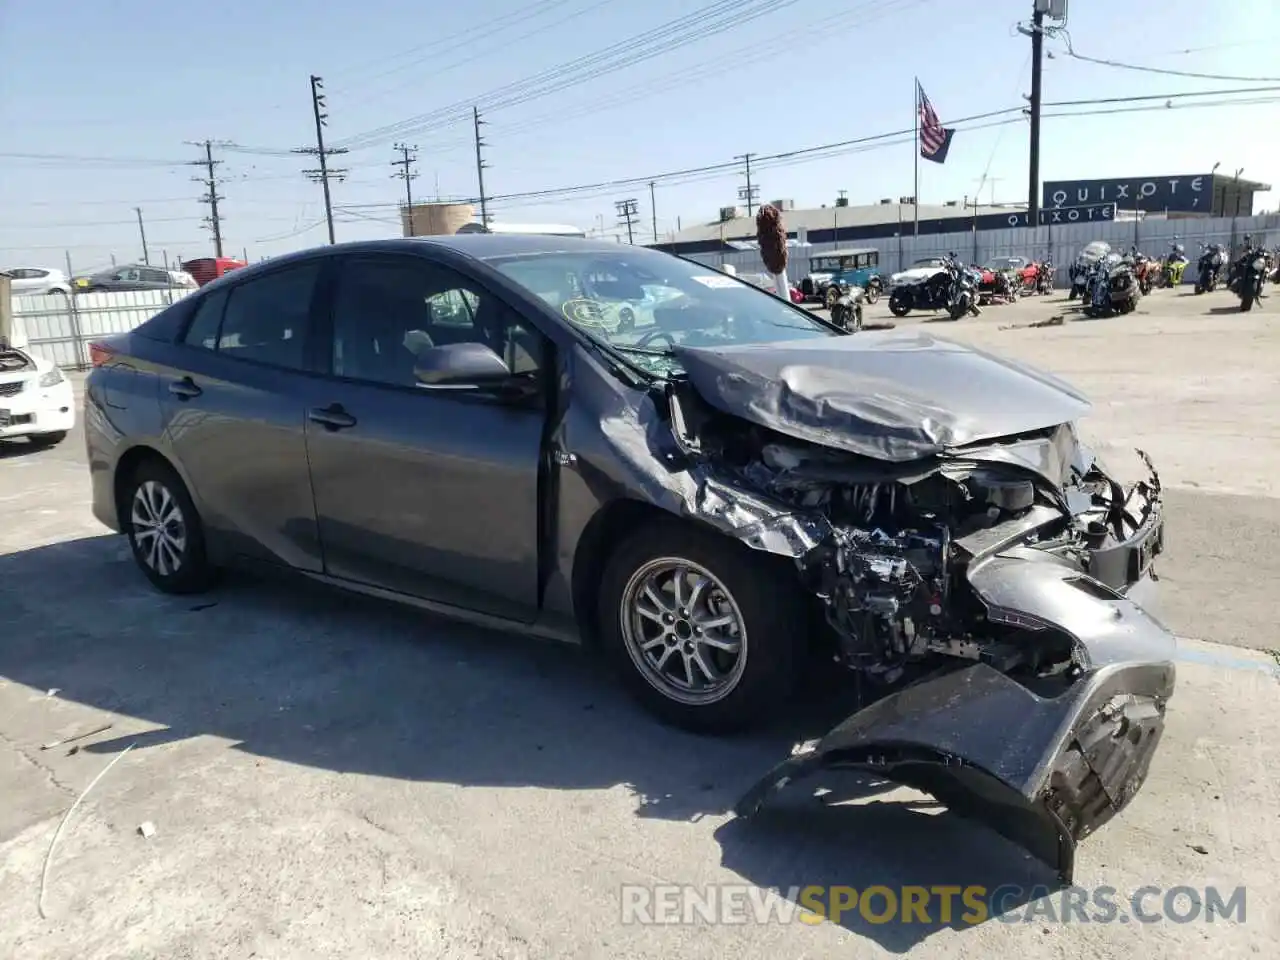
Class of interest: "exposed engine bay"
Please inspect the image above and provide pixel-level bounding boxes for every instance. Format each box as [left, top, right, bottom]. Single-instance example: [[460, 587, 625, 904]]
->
[[663, 380, 1164, 689]]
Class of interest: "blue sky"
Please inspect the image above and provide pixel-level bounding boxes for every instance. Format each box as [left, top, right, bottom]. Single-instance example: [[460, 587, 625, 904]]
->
[[2, 0, 1277, 272]]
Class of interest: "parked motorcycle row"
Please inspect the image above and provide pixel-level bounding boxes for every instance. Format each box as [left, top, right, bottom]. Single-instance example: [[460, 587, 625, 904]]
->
[[1066, 237, 1276, 315], [885, 254, 1053, 320]]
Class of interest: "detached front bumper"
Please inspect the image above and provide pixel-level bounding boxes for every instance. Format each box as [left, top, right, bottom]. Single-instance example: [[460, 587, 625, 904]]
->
[[737, 558, 1176, 884]]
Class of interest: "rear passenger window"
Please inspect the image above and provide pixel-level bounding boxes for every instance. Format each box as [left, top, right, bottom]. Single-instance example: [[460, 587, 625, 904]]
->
[[182, 289, 228, 350], [216, 263, 320, 370]]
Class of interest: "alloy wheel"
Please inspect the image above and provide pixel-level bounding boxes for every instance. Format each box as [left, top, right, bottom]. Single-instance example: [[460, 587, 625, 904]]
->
[[130, 480, 188, 576], [619, 558, 748, 705]]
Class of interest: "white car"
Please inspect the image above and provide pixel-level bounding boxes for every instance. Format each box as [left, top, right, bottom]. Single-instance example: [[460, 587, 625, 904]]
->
[[889, 257, 950, 287], [0, 345, 75, 446], [4, 266, 72, 296]]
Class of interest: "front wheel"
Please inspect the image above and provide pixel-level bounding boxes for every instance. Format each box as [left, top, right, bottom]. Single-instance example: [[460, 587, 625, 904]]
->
[[123, 459, 216, 594], [888, 289, 912, 317], [824, 285, 842, 310], [598, 520, 805, 733], [864, 280, 881, 304]]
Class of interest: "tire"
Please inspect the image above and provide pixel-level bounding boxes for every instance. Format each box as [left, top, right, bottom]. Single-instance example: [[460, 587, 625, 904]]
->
[[122, 458, 216, 594], [597, 519, 806, 733], [888, 289, 911, 317], [864, 280, 881, 304], [27, 431, 67, 447], [824, 285, 842, 310]]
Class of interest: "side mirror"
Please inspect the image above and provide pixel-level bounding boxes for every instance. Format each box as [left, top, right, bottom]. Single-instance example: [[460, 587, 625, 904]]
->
[[413, 342, 511, 388]]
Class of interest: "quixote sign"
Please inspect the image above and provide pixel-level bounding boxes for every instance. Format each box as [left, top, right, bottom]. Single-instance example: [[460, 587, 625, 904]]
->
[[1042, 174, 1213, 213], [997, 203, 1116, 228]]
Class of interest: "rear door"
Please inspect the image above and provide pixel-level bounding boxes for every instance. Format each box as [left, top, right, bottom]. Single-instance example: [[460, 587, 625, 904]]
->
[[305, 251, 548, 620], [157, 258, 332, 571]]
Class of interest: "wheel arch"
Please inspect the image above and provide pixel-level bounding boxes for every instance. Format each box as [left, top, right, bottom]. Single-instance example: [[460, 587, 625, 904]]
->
[[570, 498, 687, 648]]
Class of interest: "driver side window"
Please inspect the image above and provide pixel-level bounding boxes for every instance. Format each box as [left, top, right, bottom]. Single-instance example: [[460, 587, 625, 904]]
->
[[328, 255, 544, 389]]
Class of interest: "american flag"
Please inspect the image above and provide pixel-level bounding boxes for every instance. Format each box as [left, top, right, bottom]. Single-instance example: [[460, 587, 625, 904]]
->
[[917, 80, 955, 165]]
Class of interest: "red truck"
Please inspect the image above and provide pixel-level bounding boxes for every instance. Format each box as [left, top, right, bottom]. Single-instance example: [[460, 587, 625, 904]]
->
[[181, 257, 246, 287]]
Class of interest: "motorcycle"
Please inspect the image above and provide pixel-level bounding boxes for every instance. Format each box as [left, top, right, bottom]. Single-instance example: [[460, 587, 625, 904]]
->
[[1158, 241, 1188, 288], [828, 286, 865, 332], [1034, 258, 1056, 295], [974, 264, 1019, 305], [887, 253, 980, 319], [1083, 252, 1141, 318], [1194, 242, 1227, 294], [1128, 246, 1157, 295], [1228, 242, 1267, 312], [1068, 241, 1110, 300]]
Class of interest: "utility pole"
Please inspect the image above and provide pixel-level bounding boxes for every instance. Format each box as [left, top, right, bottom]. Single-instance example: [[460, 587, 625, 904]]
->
[[615, 198, 639, 245], [134, 207, 150, 264], [648, 181, 658, 244], [735, 153, 759, 217], [294, 75, 349, 245], [185, 140, 226, 258], [473, 107, 490, 228], [392, 143, 420, 236], [1025, 2, 1046, 223]]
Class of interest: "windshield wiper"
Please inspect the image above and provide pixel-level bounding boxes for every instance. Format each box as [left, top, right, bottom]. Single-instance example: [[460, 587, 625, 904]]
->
[[609, 344, 672, 356]]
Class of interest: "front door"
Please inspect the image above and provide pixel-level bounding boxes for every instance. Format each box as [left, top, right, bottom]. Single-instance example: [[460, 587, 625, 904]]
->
[[157, 259, 330, 571], [305, 252, 547, 621]]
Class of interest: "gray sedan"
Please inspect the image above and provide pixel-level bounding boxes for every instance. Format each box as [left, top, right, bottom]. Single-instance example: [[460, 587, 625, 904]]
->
[[84, 235, 1175, 876]]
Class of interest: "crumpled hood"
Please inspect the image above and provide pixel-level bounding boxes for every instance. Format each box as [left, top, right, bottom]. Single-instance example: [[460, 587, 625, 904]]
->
[[672, 330, 1092, 461]]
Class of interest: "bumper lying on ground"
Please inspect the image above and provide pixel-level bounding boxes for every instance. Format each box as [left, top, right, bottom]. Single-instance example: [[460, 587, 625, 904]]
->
[[736, 562, 1176, 885]]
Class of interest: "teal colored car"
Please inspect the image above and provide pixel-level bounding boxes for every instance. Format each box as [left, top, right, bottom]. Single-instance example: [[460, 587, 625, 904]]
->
[[799, 247, 885, 306]]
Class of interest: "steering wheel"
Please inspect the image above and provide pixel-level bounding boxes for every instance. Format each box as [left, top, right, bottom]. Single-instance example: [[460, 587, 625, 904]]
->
[[636, 329, 677, 350]]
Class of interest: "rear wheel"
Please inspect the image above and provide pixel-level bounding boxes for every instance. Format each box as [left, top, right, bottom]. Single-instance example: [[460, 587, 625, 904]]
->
[[864, 280, 881, 304], [824, 285, 842, 310], [123, 459, 215, 594], [598, 520, 805, 733]]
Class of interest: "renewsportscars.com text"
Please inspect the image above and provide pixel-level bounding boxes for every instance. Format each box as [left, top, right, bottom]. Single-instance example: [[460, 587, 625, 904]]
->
[[619, 884, 1247, 926]]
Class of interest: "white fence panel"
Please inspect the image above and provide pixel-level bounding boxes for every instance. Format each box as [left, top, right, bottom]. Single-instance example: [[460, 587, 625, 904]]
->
[[10, 288, 193, 369]]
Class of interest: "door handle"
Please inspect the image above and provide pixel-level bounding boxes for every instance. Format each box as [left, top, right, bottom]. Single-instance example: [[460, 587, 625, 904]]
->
[[309, 404, 357, 430], [168, 377, 202, 399]]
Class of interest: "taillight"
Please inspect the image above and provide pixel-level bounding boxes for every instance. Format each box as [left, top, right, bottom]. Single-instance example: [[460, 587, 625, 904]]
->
[[89, 342, 116, 367]]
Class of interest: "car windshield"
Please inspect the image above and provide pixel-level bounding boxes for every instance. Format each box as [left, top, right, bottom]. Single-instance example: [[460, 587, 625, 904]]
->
[[489, 249, 838, 377], [911, 258, 943, 268]]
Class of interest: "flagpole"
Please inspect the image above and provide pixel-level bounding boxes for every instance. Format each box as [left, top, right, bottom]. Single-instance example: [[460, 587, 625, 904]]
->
[[913, 77, 920, 237]]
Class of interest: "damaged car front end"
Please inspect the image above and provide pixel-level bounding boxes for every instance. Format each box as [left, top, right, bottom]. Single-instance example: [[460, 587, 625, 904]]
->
[[654, 333, 1173, 883]]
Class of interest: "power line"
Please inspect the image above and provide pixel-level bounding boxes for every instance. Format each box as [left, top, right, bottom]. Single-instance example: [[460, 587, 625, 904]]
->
[[1053, 30, 1280, 83], [477, 0, 927, 146], [340, 0, 620, 108], [332, 0, 805, 150]]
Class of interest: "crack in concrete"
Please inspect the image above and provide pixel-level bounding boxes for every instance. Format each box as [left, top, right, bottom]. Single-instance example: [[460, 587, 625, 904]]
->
[[0, 726, 78, 798]]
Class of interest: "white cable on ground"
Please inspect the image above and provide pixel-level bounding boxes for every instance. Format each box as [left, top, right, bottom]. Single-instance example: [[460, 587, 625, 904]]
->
[[38, 743, 135, 919]]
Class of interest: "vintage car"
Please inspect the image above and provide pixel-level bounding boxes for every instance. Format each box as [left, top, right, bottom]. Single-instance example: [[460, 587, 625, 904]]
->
[[799, 248, 884, 307], [888, 256, 950, 288]]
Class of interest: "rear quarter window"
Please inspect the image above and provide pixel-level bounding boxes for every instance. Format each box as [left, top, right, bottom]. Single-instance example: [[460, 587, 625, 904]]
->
[[133, 296, 197, 342]]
